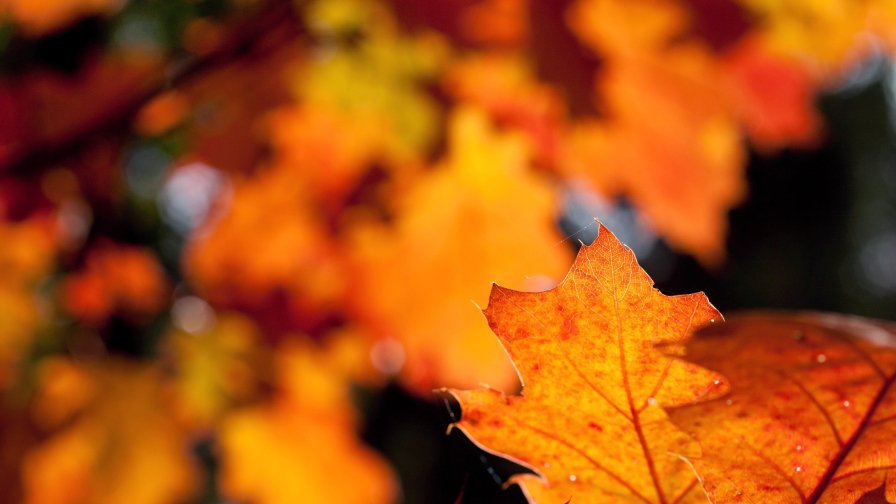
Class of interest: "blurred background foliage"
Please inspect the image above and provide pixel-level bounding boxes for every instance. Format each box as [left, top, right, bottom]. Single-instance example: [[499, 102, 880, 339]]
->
[[0, 0, 895, 502]]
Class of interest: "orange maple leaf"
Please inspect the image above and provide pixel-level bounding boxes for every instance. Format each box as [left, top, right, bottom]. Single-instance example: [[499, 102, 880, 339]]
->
[[448, 224, 728, 503], [668, 313, 896, 503]]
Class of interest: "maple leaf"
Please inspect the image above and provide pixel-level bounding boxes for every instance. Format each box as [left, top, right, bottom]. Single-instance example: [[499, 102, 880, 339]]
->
[[265, 103, 409, 209], [563, 0, 747, 264], [561, 46, 747, 265], [667, 312, 896, 503], [300, 0, 446, 166], [448, 223, 728, 503]]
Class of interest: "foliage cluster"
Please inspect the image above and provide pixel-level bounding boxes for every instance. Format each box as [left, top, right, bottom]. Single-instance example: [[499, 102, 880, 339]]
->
[[0, 0, 895, 502]]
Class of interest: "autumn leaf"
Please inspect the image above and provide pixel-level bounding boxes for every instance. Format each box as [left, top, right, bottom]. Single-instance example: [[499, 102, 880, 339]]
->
[[448, 223, 728, 503], [667, 312, 896, 503], [219, 341, 396, 504], [738, 0, 876, 72], [348, 106, 571, 392], [562, 0, 748, 264], [300, 0, 446, 166], [561, 46, 747, 265], [265, 103, 406, 209], [22, 359, 199, 504], [444, 54, 566, 168], [721, 36, 822, 152], [61, 243, 170, 326], [184, 164, 347, 334]]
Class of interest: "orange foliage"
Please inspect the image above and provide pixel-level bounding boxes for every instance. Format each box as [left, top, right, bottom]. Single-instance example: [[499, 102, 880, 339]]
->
[[721, 36, 823, 151], [219, 342, 396, 504], [449, 224, 726, 502], [567, 0, 689, 59], [265, 104, 401, 208], [562, 49, 746, 265], [4, 0, 896, 502], [459, 0, 528, 46], [739, 0, 896, 74], [184, 165, 346, 332], [61, 244, 169, 325], [134, 91, 190, 137], [350, 107, 572, 392], [565, 0, 750, 263], [0, 215, 56, 388], [23, 360, 199, 504], [562, 0, 843, 262]]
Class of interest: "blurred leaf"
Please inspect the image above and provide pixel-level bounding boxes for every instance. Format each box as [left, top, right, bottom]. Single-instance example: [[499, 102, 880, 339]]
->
[[23, 359, 199, 504], [349, 107, 572, 392], [219, 341, 397, 504]]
